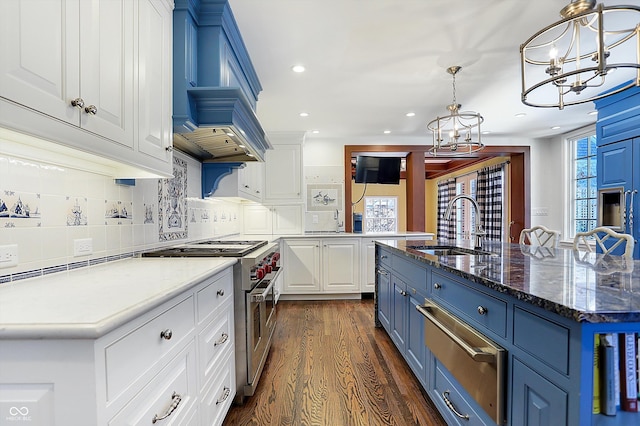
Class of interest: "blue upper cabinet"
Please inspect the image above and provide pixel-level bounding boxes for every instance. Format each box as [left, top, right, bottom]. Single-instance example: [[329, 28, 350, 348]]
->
[[595, 83, 640, 259], [172, 0, 271, 163], [594, 83, 640, 147]]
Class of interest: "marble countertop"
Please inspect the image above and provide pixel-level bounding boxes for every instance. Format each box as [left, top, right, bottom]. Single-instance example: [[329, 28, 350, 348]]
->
[[284, 231, 436, 239], [0, 257, 237, 339], [378, 239, 640, 323]]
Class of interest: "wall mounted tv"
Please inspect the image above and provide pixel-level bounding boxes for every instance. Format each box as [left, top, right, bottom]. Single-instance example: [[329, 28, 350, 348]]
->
[[354, 156, 402, 184]]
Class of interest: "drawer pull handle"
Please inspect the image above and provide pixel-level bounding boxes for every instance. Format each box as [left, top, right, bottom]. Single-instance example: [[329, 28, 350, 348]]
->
[[434, 283, 442, 290], [217, 289, 225, 297], [400, 290, 407, 296], [152, 392, 182, 423], [381, 255, 388, 259], [416, 304, 496, 363], [216, 387, 231, 405], [160, 329, 173, 340], [376, 268, 388, 276], [214, 332, 229, 347], [442, 390, 470, 420], [477, 306, 488, 315]]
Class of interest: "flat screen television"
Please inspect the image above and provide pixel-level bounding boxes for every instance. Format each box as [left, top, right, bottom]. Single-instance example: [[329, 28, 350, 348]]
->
[[354, 156, 401, 184]]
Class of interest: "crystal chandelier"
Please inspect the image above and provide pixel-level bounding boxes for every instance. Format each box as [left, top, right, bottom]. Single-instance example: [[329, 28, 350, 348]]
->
[[427, 66, 484, 157], [520, 1, 640, 109]]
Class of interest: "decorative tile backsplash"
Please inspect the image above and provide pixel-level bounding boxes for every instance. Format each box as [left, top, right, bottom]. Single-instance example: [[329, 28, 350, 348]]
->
[[0, 149, 241, 283]]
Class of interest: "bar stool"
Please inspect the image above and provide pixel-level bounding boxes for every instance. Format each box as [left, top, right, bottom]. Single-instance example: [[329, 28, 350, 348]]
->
[[572, 227, 635, 258], [519, 225, 560, 249]]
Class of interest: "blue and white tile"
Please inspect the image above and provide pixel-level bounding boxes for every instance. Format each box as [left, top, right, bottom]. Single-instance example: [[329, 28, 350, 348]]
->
[[65, 196, 88, 226]]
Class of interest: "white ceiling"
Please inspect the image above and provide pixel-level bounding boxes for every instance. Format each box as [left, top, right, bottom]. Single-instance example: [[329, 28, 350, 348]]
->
[[228, 0, 633, 144]]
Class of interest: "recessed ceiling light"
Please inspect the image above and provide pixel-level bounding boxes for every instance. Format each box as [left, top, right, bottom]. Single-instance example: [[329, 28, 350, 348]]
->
[[299, 112, 309, 117], [406, 112, 415, 117], [311, 130, 320, 134], [291, 65, 306, 73], [515, 113, 527, 118], [238, 144, 246, 148], [551, 126, 561, 130], [383, 130, 391, 134], [588, 110, 598, 116], [226, 132, 235, 137], [482, 131, 492, 135]]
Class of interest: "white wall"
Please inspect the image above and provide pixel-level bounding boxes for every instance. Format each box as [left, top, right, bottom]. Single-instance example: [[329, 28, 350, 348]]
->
[[0, 143, 241, 282]]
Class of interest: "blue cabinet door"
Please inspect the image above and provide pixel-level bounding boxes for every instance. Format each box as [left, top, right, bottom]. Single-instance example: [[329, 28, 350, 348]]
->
[[377, 268, 391, 331], [390, 278, 406, 349], [406, 291, 427, 386], [512, 357, 568, 426]]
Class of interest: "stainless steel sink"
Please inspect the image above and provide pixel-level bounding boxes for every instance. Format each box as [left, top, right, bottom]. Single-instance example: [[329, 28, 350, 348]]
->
[[409, 245, 496, 257]]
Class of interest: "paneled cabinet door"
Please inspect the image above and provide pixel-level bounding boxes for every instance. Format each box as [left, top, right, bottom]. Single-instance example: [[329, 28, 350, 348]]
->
[[1, 0, 136, 146], [137, 0, 173, 163], [361, 240, 376, 292], [377, 266, 392, 331], [243, 205, 271, 235], [238, 162, 264, 203], [264, 144, 302, 201], [322, 239, 360, 293], [283, 240, 321, 293], [0, 0, 80, 124], [272, 205, 303, 235]]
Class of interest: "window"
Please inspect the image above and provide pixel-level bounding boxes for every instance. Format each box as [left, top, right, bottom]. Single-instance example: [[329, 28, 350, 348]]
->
[[454, 173, 477, 239], [364, 197, 397, 233], [568, 131, 598, 238]]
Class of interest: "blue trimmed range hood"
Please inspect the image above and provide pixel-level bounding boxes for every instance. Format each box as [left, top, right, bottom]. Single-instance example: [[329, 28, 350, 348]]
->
[[173, 0, 271, 162]]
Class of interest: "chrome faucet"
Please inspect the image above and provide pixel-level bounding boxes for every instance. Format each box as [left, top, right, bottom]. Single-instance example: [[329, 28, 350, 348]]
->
[[334, 209, 344, 232], [443, 194, 485, 249]]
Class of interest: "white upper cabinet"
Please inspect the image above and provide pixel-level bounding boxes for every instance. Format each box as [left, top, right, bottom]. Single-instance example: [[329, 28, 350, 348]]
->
[[0, 0, 173, 178], [264, 133, 304, 202], [137, 0, 173, 165]]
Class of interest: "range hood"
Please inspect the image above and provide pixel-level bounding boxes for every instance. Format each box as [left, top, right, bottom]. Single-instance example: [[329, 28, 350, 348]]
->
[[173, 0, 271, 162]]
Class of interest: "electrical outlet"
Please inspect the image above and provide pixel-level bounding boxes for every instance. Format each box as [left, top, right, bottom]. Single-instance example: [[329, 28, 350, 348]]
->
[[312, 215, 319, 224], [73, 238, 93, 257], [0, 244, 18, 268]]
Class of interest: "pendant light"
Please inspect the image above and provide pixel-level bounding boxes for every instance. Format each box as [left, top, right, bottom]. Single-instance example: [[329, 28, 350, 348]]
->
[[427, 66, 484, 157], [520, 1, 640, 109]]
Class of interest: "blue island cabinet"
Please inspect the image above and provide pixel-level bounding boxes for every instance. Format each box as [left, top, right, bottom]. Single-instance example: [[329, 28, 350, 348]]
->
[[374, 244, 640, 426], [595, 84, 640, 259]]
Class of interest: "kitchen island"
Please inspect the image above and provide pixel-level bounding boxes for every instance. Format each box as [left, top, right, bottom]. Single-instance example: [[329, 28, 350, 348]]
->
[[375, 239, 640, 426], [0, 257, 237, 425]]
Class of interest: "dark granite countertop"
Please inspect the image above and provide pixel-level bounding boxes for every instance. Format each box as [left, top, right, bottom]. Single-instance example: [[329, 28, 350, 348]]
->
[[377, 239, 640, 324]]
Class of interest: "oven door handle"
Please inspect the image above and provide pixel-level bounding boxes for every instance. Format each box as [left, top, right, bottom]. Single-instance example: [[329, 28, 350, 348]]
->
[[416, 303, 496, 363], [250, 279, 275, 303]]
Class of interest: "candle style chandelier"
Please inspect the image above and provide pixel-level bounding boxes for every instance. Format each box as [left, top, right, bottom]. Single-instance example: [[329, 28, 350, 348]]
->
[[520, 0, 640, 109], [427, 66, 484, 157]]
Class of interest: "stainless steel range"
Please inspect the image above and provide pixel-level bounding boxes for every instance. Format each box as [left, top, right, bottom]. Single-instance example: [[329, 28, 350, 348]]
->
[[142, 239, 282, 404]]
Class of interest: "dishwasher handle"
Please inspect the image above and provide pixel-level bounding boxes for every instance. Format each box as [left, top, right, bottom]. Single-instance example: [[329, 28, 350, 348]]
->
[[416, 303, 496, 363]]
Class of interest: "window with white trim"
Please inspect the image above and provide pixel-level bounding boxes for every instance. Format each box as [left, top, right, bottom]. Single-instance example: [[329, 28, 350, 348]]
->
[[567, 131, 598, 239], [364, 197, 397, 233], [454, 173, 477, 239]]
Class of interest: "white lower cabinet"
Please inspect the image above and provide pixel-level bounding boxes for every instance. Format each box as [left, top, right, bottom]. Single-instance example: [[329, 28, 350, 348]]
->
[[361, 239, 376, 292], [283, 238, 360, 295], [0, 266, 234, 426]]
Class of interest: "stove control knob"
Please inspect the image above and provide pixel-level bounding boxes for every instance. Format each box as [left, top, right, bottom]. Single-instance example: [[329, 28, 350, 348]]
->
[[256, 268, 265, 280], [271, 259, 277, 267], [265, 264, 272, 273], [273, 252, 280, 261]]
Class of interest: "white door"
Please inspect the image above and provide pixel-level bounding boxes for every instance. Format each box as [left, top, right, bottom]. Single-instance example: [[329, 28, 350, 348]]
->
[[283, 240, 321, 293], [137, 0, 173, 163], [79, 0, 135, 147], [322, 239, 359, 293], [0, 0, 80, 124]]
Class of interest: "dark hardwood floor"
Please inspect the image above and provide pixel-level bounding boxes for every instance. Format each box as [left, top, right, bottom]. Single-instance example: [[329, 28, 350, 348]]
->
[[223, 299, 446, 426]]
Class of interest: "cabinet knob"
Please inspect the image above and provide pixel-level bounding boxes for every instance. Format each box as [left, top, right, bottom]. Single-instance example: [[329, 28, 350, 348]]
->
[[477, 306, 488, 315], [381, 255, 388, 259], [70, 98, 84, 108], [400, 290, 407, 296], [434, 283, 442, 290], [84, 105, 97, 115], [216, 289, 224, 297], [165, 146, 174, 152], [160, 329, 173, 340], [216, 387, 231, 405]]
